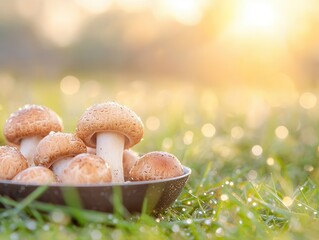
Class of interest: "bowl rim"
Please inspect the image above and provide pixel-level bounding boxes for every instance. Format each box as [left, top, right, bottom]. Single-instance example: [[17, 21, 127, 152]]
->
[[0, 166, 192, 188]]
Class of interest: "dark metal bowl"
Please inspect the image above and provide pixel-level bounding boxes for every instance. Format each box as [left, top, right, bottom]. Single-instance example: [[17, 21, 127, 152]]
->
[[0, 166, 191, 214]]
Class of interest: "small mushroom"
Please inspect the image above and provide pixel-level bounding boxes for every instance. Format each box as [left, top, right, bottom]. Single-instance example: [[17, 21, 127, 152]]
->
[[59, 153, 112, 184], [3, 104, 63, 166], [12, 166, 58, 184], [33, 131, 86, 167], [76, 102, 144, 183], [129, 151, 184, 181], [0, 146, 28, 180], [123, 149, 138, 181]]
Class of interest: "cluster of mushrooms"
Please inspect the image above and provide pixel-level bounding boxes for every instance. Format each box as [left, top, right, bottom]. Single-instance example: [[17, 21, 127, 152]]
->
[[0, 102, 184, 185]]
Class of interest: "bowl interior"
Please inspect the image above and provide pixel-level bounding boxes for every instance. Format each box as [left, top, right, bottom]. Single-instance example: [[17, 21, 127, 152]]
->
[[0, 166, 191, 214]]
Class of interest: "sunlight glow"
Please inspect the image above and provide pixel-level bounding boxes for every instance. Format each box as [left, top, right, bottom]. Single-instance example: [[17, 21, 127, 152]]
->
[[37, 1, 84, 47], [233, 0, 284, 34], [60, 75, 81, 95], [161, 0, 205, 26], [240, 1, 276, 29], [74, 0, 112, 14], [146, 116, 161, 131], [275, 126, 289, 139]]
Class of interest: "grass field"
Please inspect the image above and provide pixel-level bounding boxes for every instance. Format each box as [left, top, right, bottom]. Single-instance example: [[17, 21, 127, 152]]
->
[[0, 78, 319, 239]]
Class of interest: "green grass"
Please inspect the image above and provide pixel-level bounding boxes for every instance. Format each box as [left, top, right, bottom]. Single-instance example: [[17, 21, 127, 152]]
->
[[1, 78, 319, 239]]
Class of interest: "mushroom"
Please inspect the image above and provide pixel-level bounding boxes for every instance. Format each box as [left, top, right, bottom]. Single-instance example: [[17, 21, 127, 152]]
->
[[0, 146, 28, 180], [129, 151, 184, 181], [59, 153, 112, 184], [84, 147, 138, 181], [33, 132, 87, 179], [76, 102, 144, 183], [3, 104, 63, 166], [12, 166, 58, 184], [123, 149, 138, 181]]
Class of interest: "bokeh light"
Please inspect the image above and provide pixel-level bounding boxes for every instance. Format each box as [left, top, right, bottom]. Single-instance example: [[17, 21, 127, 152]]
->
[[201, 123, 216, 138], [60, 75, 81, 95], [251, 145, 263, 157], [299, 92, 317, 109], [146, 116, 161, 131], [275, 126, 289, 139]]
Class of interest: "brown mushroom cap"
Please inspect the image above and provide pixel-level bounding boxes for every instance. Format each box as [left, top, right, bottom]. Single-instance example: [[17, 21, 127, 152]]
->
[[129, 151, 184, 181], [33, 132, 87, 167], [12, 166, 58, 184], [123, 149, 138, 181], [59, 153, 112, 184], [0, 146, 28, 180], [4, 104, 63, 145], [76, 102, 144, 149]]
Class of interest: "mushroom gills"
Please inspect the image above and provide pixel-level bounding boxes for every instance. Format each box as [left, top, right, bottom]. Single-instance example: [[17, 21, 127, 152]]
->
[[20, 136, 42, 166], [96, 132, 124, 183]]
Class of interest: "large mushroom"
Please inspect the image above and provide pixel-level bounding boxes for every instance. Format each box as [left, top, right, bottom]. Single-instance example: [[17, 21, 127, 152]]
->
[[0, 146, 28, 180], [85, 147, 138, 181], [129, 151, 184, 181], [59, 153, 112, 184], [33, 132, 87, 179], [3, 104, 63, 166], [13, 166, 58, 184], [76, 102, 144, 183]]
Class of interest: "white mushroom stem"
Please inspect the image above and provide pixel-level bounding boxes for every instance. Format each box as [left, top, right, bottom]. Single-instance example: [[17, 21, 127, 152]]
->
[[96, 132, 124, 183], [20, 136, 42, 166], [51, 157, 73, 180]]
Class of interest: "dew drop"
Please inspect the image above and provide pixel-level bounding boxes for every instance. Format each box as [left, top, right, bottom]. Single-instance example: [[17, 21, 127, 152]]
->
[[215, 227, 224, 237], [185, 219, 192, 225], [25, 220, 37, 231], [171, 224, 180, 233]]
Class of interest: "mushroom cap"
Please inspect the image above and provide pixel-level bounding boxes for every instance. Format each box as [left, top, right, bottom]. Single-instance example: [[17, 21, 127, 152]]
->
[[12, 166, 58, 184], [33, 132, 87, 167], [4, 104, 63, 145], [129, 151, 184, 181], [0, 146, 28, 180], [76, 102, 144, 149], [60, 153, 112, 184], [123, 149, 138, 181]]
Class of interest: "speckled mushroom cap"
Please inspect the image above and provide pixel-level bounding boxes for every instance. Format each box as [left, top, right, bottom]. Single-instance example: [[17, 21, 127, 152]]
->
[[59, 153, 112, 184], [12, 166, 58, 184], [129, 151, 184, 181], [4, 104, 63, 145], [123, 149, 138, 181], [33, 132, 87, 167], [76, 102, 144, 149], [0, 146, 28, 180]]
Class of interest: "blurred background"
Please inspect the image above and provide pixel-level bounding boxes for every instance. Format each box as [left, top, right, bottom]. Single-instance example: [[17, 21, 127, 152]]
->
[[1, 0, 319, 182]]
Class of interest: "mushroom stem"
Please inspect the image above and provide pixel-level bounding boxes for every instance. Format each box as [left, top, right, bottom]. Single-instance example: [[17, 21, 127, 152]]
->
[[96, 132, 124, 183], [20, 136, 42, 166]]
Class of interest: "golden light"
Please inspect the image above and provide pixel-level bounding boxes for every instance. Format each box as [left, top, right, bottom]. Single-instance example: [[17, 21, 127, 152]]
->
[[299, 92, 317, 109], [201, 123, 216, 138], [159, 0, 205, 26], [240, 1, 276, 28], [275, 126, 289, 139], [60, 75, 81, 95], [146, 116, 161, 131], [74, 0, 112, 14], [232, 0, 284, 35], [37, 1, 84, 47], [183, 131, 194, 145]]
